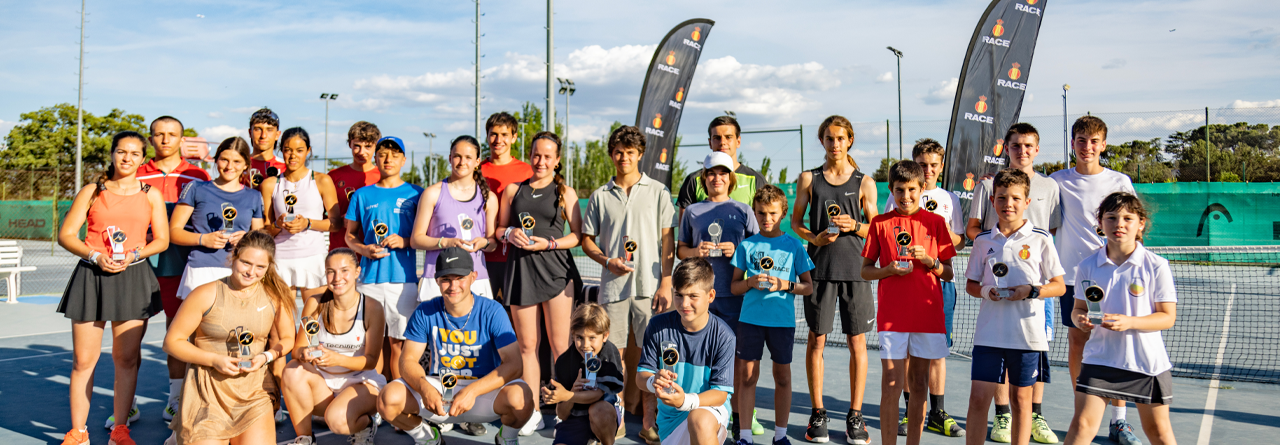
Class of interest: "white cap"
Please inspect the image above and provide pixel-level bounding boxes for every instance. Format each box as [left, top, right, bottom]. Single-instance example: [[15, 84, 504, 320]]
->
[[703, 151, 734, 171]]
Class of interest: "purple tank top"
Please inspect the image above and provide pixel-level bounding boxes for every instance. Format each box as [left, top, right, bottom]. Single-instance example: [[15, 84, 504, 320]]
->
[[422, 179, 489, 280]]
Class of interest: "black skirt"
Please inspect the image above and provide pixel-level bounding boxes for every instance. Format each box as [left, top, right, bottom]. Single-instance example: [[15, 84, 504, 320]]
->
[[58, 260, 162, 322], [1075, 363, 1173, 405], [503, 248, 580, 307]]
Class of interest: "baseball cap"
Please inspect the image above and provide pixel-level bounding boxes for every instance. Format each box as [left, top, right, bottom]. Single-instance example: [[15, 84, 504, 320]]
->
[[703, 151, 734, 171], [376, 136, 406, 154], [434, 247, 474, 278]]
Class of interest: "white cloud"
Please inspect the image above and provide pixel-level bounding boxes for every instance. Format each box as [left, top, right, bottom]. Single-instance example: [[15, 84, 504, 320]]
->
[[566, 122, 607, 143], [202, 125, 244, 143], [1025, 93, 1034, 103], [686, 56, 840, 118], [1102, 58, 1127, 69], [1115, 113, 1202, 133], [444, 121, 470, 132], [921, 78, 958, 105], [1227, 99, 1280, 108], [876, 72, 894, 83], [207, 111, 223, 119], [0, 119, 14, 137], [229, 106, 260, 114]]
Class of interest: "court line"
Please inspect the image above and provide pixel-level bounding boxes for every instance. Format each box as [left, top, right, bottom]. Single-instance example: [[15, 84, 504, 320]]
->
[[0, 339, 164, 364], [1196, 283, 1234, 445], [0, 319, 165, 340]]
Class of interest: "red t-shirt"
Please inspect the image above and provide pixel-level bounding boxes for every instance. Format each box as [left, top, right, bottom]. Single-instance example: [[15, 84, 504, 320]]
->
[[862, 208, 957, 334], [137, 159, 210, 203], [480, 158, 533, 262], [244, 156, 286, 189], [328, 164, 382, 251]]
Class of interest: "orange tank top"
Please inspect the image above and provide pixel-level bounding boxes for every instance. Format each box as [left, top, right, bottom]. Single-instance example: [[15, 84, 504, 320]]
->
[[85, 182, 152, 255]]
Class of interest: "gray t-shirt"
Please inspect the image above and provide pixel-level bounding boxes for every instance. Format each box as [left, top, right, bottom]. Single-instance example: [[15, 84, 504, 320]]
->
[[968, 171, 1062, 232], [583, 174, 677, 303]]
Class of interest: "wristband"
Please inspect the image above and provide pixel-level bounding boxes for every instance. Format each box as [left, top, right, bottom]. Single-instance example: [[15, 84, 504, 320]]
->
[[260, 350, 276, 363], [677, 393, 700, 412], [88, 251, 101, 263], [503, 227, 514, 241], [981, 285, 997, 300], [198, 233, 204, 247], [305, 218, 312, 231], [645, 375, 657, 393], [436, 237, 444, 249]]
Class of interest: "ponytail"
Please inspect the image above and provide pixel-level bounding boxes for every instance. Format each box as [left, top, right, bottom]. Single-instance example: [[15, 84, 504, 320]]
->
[[451, 135, 489, 212], [530, 131, 569, 221], [847, 154, 861, 171], [90, 131, 148, 208]]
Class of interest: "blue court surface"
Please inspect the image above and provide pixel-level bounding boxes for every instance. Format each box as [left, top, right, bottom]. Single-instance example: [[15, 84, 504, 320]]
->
[[1, 298, 1276, 445]]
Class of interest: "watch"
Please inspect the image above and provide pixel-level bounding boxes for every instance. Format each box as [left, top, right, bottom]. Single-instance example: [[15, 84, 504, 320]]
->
[[786, 280, 795, 292], [1029, 286, 1041, 300]]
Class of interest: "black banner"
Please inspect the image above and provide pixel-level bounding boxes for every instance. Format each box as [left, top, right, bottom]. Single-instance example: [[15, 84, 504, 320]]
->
[[942, 0, 1047, 213], [635, 19, 715, 188]]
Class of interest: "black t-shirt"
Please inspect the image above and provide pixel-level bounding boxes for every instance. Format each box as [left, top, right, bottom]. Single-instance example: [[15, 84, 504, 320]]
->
[[675, 164, 769, 208], [553, 341, 625, 416]]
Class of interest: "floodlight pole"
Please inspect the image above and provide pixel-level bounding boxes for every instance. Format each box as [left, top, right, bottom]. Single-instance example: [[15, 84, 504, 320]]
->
[[888, 46, 904, 159], [475, 0, 482, 139], [1063, 84, 1070, 166], [546, 0, 555, 137], [75, 0, 86, 191]]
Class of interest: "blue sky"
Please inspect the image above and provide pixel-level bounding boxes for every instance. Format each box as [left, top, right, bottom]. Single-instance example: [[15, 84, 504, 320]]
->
[[2, 0, 1278, 176]]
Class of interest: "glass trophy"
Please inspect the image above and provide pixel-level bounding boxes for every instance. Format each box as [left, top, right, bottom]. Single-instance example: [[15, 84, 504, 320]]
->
[[221, 204, 238, 234], [893, 227, 913, 270], [753, 251, 773, 290], [372, 219, 389, 245], [989, 258, 1011, 300], [1083, 280, 1106, 325], [518, 212, 536, 246], [344, 187, 354, 201], [458, 214, 475, 242], [660, 341, 680, 394], [584, 351, 601, 390], [107, 226, 127, 262], [824, 200, 841, 235], [283, 192, 298, 222], [235, 327, 254, 369], [707, 220, 724, 257], [623, 237, 638, 269], [302, 317, 323, 359]]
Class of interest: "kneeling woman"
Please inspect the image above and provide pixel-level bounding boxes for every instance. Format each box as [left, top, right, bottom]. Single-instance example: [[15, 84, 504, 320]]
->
[[164, 231, 296, 445], [282, 248, 386, 445]]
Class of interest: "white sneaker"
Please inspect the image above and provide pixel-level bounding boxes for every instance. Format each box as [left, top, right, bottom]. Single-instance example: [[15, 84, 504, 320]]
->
[[440, 423, 454, 432], [162, 398, 179, 422], [372, 412, 383, 427], [496, 425, 522, 444], [275, 407, 287, 423], [517, 410, 543, 436], [163, 431, 178, 445], [348, 424, 377, 445], [288, 436, 315, 445], [103, 397, 140, 429], [414, 423, 445, 445]]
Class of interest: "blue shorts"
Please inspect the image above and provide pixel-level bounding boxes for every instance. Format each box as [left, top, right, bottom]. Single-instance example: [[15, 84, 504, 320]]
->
[[940, 280, 957, 347], [736, 322, 795, 364], [1060, 285, 1078, 328], [710, 296, 742, 333], [972, 345, 1042, 387]]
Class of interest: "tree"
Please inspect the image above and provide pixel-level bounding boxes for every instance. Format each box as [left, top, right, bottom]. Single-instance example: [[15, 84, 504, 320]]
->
[[1, 103, 147, 178], [758, 156, 773, 183], [1165, 123, 1280, 182], [1101, 138, 1174, 183], [778, 167, 789, 184], [1033, 161, 1068, 176], [872, 157, 897, 182]]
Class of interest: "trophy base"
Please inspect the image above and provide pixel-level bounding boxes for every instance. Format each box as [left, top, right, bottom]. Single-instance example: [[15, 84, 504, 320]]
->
[[998, 289, 1013, 300], [308, 350, 323, 359], [239, 360, 253, 369], [827, 227, 839, 235], [894, 261, 911, 270], [112, 254, 126, 262], [757, 282, 770, 290], [709, 250, 723, 258], [1088, 315, 1104, 325], [284, 215, 296, 222]]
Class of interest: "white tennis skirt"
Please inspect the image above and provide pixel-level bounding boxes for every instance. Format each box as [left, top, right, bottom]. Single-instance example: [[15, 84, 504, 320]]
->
[[276, 252, 327, 289], [176, 266, 232, 299]]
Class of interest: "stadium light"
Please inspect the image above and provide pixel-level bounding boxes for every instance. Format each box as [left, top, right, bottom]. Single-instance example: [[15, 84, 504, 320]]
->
[[423, 132, 437, 182], [321, 93, 339, 165], [887, 46, 904, 159], [557, 78, 575, 186]]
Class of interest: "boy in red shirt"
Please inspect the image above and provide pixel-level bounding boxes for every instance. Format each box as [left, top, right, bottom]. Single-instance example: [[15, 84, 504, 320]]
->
[[328, 121, 382, 251], [861, 160, 957, 445], [479, 112, 533, 301], [245, 107, 286, 190]]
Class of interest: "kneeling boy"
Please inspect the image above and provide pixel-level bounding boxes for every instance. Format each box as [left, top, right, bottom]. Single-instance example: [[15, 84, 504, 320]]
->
[[544, 303, 626, 445]]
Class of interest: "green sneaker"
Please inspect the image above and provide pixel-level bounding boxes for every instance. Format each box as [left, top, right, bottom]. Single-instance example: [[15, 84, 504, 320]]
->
[[103, 398, 140, 429], [926, 410, 965, 437], [897, 416, 908, 436], [752, 408, 765, 435], [990, 413, 1012, 443], [1030, 413, 1058, 443]]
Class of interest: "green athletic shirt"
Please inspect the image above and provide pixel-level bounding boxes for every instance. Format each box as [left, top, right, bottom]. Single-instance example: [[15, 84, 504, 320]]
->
[[675, 164, 768, 209]]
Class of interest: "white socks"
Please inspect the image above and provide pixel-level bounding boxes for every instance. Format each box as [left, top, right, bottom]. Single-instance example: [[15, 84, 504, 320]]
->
[[501, 423, 520, 439], [741, 429, 753, 443], [168, 379, 182, 402], [407, 421, 435, 440], [1109, 405, 1127, 424], [775, 426, 787, 441]]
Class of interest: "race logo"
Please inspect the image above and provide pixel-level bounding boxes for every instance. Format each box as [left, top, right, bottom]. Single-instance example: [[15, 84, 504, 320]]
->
[[374, 223, 390, 237], [237, 330, 255, 346], [1084, 285, 1105, 303], [284, 193, 298, 206], [963, 173, 976, 191], [1027, 0, 1039, 4], [1018, 244, 1031, 260], [692, 26, 702, 41], [992, 19, 1005, 37], [758, 254, 775, 271], [826, 202, 841, 218], [659, 148, 668, 163], [110, 230, 127, 244], [975, 95, 989, 113], [994, 139, 1005, 157], [222, 206, 238, 221], [666, 51, 676, 66], [1008, 62, 1022, 80], [653, 113, 663, 129], [675, 87, 684, 102], [624, 239, 638, 254]]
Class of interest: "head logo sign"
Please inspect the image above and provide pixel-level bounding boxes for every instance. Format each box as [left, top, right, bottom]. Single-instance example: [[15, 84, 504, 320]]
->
[[992, 19, 1005, 37], [1008, 62, 1022, 80], [993, 139, 1004, 156]]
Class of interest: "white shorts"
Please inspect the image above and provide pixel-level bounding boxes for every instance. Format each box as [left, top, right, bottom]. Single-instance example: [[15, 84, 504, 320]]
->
[[418, 277, 494, 302], [878, 331, 950, 360], [276, 252, 327, 289], [661, 405, 730, 445], [176, 266, 232, 299], [358, 282, 419, 340], [391, 377, 526, 425], [318, 367, 387, 393]]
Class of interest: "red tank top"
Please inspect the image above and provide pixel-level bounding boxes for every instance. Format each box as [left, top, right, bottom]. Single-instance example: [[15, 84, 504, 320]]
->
[[85, 183, 152, 255]]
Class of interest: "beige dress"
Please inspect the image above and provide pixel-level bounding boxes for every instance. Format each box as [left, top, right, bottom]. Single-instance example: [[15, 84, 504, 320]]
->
[[170, 280, 277, 443]]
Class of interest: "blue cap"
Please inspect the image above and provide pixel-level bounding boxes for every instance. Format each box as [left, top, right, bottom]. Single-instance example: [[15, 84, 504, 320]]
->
[[376, 136, 406, 153]]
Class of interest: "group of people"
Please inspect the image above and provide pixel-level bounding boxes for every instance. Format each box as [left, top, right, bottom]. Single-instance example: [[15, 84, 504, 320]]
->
[[52, 108, 1179, 445]]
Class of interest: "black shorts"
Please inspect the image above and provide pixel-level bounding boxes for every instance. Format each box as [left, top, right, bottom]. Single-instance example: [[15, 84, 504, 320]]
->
[[805, 280, 875, 336], [1076, 364, 1172, 405], [487, 259, 508, 304], [553, 411, 617, 445], [1060, 285, 1077, 328], [736, 322, 795, 364]]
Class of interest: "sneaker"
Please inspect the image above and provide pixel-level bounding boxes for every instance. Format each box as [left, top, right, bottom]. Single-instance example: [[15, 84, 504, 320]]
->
[[458, 422, 489, 436], [163, 431, 178, 445], [440, 423, 454, 432], [990, 413, 1012, 443], [60, 428, 89, 445], [752, 408, 766, 435], [897, 416, 908, 436], [288, 436, 316, 445], [162, 398, 179, 422], [415, 424, 445, 445], [615, 404, 626, 439], [1030, 413, 1058, 444], [517, 410, 543, 436], [735, 440, 753, 445], [804, 408, 829, 443], [1108, 420, 1142, 445], [372, 412, 383, 427], [926, 410, 966, 437], [774, 437, 794, 445], [732, 413, 741, 442], [107, 425, 136, 445], [495, 425, 520, 445], [104, 398, 140, 429], [845, 411, 870, 445], [349, 424, 377, 445], [275, 407, 288, 424], [639, 426, 661, 445]]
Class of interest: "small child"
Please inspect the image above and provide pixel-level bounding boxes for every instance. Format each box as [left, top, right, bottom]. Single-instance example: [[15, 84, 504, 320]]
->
[[730, 185, 815, 445], [963, 169, 1065, 445], [861, 161, 956, 445], [544, 303, 626, 445], [1064, 192, 1177, 445], [638, 258, 737, 445]]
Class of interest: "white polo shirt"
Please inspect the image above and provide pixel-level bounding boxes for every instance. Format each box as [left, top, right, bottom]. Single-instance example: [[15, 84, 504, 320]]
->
[[966, 221, 1064, 351], [1050, 167, 1135, 283], [583, 173, 677, 303], [1075, 244, 1177, 376]]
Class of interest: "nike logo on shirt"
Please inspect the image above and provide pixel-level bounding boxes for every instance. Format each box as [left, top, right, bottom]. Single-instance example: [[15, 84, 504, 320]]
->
[[532, 194, 544, 198], [845, 192, 856, 196], [257, 305, 269, 312]]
